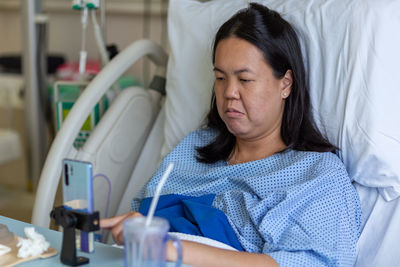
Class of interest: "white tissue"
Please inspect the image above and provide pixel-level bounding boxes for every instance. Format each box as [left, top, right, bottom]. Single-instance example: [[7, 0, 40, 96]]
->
[[0, 243, 11, 256], [16, 227, 50, 258]]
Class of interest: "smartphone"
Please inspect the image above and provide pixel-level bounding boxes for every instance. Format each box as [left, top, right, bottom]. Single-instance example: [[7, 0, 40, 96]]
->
[[62, 158, 94, 253]]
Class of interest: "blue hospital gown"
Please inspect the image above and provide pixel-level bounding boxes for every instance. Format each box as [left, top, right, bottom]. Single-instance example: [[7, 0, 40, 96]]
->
[[132, 129, 361, 266]]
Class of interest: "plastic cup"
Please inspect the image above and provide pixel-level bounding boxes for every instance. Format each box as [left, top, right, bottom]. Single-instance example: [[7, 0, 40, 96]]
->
[[123, 216, 182, 267]]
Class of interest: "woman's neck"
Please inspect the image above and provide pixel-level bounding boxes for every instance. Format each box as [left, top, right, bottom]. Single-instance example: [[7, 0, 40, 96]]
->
[[228, 135, 287, 165]]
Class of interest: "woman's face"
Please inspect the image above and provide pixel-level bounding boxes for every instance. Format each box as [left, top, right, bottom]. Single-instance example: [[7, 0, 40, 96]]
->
[[214, 37, 292, 142]]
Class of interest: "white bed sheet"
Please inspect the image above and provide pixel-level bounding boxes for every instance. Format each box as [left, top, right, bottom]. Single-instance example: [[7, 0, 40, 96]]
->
[[354, 183, 400, 266], [169, 232, 237, 251]]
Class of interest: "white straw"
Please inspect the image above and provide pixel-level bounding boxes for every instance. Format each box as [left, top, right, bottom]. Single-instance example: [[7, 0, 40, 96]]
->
[[145, 162, 174, 227]]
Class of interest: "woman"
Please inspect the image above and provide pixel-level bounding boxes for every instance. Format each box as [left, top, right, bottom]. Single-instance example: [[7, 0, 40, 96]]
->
[[101, 3, 361, 266]]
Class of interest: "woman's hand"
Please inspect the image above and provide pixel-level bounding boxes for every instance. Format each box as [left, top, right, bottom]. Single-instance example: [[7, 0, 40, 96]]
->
[[100, 211, 143, 245]]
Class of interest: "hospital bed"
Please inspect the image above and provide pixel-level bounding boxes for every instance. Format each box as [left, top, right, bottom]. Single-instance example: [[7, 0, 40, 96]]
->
[[32, 0, 400, 266]]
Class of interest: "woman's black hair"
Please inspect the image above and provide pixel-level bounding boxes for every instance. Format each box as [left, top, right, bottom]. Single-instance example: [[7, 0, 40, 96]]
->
[[196, 3, 336, 164]]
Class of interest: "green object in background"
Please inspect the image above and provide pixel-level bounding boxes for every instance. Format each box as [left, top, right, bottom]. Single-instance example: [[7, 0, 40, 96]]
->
[[54, 82, 100, 149], [47, 75, 141, 102], [117, 75, 141, 89], [61, 102, 96, 132], [52, 75, 140, 149]]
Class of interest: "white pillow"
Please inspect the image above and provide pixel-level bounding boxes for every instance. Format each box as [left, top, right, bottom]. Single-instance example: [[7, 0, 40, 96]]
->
[[163, 0, 400, 201]]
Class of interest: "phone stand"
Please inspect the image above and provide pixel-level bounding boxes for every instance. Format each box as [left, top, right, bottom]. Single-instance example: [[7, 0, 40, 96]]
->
[[50, 206, 100, 266]]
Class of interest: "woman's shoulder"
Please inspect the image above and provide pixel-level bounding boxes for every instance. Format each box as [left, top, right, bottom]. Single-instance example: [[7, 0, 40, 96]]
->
[[290, 151, 356, 201], [278, 150, 351, 186], [288, 150, 346, 170]]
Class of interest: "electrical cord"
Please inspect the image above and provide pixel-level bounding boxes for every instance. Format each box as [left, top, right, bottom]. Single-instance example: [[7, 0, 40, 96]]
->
[[92, 173, 111, 242], [91, 7, 120, 100]]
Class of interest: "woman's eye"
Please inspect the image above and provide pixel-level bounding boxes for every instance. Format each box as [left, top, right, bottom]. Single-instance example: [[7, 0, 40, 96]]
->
[[240, 78, 251, 82], [216, 77, 225, 81]]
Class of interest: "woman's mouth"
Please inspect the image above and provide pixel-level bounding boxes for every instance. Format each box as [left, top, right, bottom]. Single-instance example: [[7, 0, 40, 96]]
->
[[225, 108, 244, 118]]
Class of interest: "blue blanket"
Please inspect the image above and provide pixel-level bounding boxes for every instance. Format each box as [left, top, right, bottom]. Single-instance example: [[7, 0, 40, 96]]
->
[[139, 194, 244, 251]]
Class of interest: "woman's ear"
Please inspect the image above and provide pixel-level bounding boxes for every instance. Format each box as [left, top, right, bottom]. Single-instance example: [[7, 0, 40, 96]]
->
[[281, 70, 293, 99]]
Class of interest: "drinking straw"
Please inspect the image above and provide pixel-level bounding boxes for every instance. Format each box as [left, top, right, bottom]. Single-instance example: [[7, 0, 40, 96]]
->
[[145, 162, 174, 227]]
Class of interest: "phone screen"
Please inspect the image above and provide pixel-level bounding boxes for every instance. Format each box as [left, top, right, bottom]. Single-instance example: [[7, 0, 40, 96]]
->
[[62, 159, 94, 253]]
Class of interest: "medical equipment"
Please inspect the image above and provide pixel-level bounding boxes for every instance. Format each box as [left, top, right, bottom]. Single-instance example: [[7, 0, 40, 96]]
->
[[73, 0, 120, 108], [73, 0, 109, 81], [32, 0, 400, 265], [73, 0, 99, 10], [54, 81, 101, 148]]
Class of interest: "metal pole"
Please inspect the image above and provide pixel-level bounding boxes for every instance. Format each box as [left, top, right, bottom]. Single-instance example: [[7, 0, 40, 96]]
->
[[21, 0, 47, 191]]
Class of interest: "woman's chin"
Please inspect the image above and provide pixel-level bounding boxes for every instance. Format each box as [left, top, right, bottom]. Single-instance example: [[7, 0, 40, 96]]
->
[[226, 125, 249, 138]]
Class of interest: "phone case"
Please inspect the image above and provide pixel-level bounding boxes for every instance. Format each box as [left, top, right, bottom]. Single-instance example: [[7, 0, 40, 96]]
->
[[62, 159, 94, 253]]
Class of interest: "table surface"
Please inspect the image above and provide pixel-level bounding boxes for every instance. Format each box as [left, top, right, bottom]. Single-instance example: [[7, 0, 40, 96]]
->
[[0, 216, 187, 267]]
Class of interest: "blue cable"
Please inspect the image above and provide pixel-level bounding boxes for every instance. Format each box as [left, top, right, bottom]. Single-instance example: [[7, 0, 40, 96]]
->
[[93, 173, 111, 242]]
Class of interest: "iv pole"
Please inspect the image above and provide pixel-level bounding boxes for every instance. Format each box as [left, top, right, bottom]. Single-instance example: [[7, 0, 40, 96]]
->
[[21, 0, 47, 191]]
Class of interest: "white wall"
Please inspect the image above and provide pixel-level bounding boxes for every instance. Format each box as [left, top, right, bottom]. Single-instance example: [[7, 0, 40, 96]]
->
[[0, 0, 169, 85], [0, 9, 23, 54]]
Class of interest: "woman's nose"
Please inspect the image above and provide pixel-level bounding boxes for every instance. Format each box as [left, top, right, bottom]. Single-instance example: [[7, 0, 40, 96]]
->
[[224, 79, 240, 99]]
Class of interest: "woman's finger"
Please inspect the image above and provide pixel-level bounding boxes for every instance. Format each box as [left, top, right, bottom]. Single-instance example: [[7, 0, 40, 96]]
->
[[101, 212, 144, 245], [111, 220, 125, 245], [100, 212, 132, 229]]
